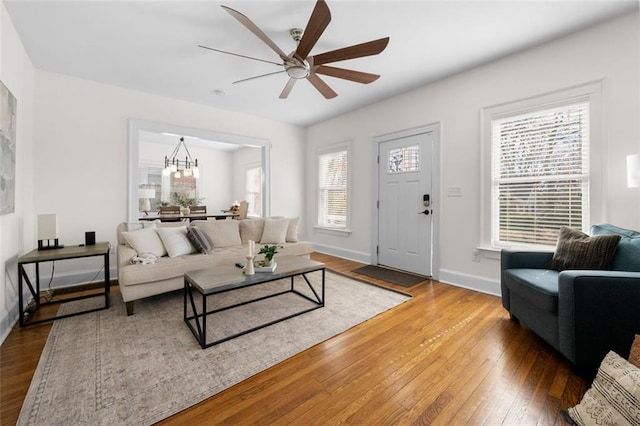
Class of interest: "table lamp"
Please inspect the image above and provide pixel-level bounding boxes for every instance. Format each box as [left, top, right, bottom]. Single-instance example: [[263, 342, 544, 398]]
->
[[37, 214, 63, 250], [139, 189, 156, 215]]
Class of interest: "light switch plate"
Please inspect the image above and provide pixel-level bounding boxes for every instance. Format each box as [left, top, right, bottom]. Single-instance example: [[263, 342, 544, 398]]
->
[[447, 186, 463, 197]]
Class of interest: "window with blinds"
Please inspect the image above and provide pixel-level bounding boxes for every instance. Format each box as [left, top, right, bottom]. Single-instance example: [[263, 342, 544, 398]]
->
[[245, 166, 262, 217], [491, 102, 590, 247], [318, 148, 348, 228]]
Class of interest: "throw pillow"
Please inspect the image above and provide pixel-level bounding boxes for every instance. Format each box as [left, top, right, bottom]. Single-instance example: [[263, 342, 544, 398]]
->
[[549, 227, 621, 271], [629, 334, 640, 368], [121, 227, 167, 257], [187, 226, 214, 254], [239, 218, 266, 244], [260, 218, 289, 244], [567, 351, 640, 425], [155, 226, 195, 258], [192, 220, 242, 248], [286, 217, 299, 242]]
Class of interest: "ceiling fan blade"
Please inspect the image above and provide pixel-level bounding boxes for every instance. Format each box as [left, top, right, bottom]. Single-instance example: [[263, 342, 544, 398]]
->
[[221, 5, 289, 62], [198, 45, 283, 66], [295, 0, 331, 61], [279, 78, 297, 99], [311, 37, 390, 66], [315, 65, 380, 84], [233, 70, 286, 85], [307, 73, 337, 99]]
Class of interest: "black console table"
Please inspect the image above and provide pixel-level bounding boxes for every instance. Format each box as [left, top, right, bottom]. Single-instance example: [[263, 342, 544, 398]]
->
[[18, 242, 111, 327]]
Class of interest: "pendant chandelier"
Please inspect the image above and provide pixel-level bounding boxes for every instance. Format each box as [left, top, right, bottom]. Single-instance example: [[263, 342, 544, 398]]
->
[[162, 137, 199, 179]]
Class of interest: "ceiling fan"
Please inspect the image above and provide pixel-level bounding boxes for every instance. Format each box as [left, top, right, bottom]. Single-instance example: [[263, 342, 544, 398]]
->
[[198, 0, 389, 99]]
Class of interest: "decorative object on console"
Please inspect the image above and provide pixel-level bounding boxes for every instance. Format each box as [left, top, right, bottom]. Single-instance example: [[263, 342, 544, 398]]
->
[[37, 214, 63, 250], [162, 136, 199, 179], [627, 153, 640, 188], [138, 188, 155, 215], [85, 231, 96, 246]]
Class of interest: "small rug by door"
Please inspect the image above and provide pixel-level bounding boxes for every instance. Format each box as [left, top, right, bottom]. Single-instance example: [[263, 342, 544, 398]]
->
[[352, 265, 427, 287], [17, 271, 409, 426]]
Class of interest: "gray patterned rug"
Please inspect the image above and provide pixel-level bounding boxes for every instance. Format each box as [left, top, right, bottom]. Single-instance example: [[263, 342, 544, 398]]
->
[[18, 271, 410, 425]]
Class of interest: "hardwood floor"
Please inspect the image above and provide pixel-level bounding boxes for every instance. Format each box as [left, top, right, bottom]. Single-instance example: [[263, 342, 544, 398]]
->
[[0, 253, 588, 425]]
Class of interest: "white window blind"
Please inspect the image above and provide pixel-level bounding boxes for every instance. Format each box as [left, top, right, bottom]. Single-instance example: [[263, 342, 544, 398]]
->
[[318, 149, 348, 228], [491, 101, 589, 247], [245, 166, 262, 217]]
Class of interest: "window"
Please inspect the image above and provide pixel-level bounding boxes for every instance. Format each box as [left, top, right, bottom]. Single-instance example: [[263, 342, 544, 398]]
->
[[245, 166, 262, 217], [482, 82, 602, 249], [317, 145, 349, 229]]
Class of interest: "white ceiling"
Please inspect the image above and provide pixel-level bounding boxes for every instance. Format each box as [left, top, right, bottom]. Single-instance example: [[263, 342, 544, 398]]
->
[[4, 1, 637, 127]]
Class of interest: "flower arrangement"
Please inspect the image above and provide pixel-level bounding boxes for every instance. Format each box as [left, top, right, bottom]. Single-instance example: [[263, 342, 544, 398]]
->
[[171, 192, 204, 208]]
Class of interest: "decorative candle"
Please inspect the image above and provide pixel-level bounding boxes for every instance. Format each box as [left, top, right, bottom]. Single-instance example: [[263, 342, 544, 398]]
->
[[248, 240, 254, 257]]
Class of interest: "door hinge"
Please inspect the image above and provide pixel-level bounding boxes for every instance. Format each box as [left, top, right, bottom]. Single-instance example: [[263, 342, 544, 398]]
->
[[376, 200, 379, 208], [376, 246, 379, 254], [377, 155, 380, 164]]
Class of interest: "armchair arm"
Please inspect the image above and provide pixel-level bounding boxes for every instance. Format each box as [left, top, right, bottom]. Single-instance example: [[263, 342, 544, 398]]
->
[[117, 244, 137, 269], [501, 249, 554, 270], [558, 270, 640, 366], [501, 250, 554, 311]]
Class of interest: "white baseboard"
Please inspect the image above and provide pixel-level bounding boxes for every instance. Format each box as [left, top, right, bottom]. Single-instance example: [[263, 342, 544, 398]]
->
[[312, 243, 371, 265], [0, 266, 118, 346], [438, 269, 501, 296]]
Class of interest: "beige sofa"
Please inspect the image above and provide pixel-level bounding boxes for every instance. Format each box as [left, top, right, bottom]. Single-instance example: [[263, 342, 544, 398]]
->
[[117, 218, 313, 315]]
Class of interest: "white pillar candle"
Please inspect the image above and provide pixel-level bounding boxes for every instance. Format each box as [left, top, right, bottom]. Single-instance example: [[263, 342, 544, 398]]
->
[[248, 240, 254, 257]]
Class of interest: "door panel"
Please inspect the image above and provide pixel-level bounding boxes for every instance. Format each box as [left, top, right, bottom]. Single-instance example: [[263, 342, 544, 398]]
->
[[378, 132, 433, 276]]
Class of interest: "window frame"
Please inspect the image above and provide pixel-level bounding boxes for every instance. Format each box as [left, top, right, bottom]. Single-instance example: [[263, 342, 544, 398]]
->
[[315, 141, 352, 235], [480, 82, 603, 251]]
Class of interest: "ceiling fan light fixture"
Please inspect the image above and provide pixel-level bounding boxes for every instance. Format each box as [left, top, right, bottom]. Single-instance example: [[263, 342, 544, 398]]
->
[[285, 62, 310, 79]]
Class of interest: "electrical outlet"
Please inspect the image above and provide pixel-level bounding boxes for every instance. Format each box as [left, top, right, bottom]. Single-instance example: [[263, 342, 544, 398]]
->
[[472, 250, 480, 262]]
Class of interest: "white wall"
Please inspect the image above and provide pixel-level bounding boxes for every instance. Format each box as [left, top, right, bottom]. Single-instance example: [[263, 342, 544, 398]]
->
[[0, 4, 35, 342], [305, 11, 640, 295]]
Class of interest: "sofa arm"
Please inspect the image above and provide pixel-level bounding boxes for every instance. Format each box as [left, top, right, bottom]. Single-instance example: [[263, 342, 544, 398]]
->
[[558, 270, 640, 366], [117, 245, 137, 269], [501, 250, 555, 311]]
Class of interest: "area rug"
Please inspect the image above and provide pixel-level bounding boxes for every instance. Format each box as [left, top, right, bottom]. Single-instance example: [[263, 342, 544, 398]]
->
[[17, 271, 410, 426], [353, 264, 427, 287]]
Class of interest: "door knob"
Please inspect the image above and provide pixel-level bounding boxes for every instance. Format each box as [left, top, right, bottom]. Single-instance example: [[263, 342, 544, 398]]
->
[[419, 209, 430, 215]]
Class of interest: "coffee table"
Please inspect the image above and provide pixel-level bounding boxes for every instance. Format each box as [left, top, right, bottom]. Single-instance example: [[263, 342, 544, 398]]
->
[[184, 255, 325, 349]]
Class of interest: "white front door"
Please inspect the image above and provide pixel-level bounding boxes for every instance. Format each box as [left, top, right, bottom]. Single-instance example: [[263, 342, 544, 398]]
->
[[377, 131, 434, 276]]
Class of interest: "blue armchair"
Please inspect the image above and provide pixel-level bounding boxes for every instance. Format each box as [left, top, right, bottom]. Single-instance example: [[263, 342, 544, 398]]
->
[[501, 224, 640, 367]]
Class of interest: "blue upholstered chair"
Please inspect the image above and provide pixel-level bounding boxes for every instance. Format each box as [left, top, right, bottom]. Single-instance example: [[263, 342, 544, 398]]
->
[[501, 224, 640, 367]]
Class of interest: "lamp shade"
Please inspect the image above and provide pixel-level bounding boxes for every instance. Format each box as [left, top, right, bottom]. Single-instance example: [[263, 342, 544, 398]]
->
[[37, 214, 58, 240], [138, 189, 156, 199], [627, 154, 640, 188]]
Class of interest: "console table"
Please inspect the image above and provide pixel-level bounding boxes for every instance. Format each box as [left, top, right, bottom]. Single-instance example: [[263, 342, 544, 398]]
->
[[18, 242, 111, 327]]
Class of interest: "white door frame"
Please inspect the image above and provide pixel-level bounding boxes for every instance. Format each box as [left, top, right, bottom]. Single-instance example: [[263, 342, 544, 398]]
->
[[371, 123, 441, 281]]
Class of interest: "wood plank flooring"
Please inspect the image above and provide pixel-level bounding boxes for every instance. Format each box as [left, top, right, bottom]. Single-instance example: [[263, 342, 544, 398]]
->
[[0, 253, 589, 425]]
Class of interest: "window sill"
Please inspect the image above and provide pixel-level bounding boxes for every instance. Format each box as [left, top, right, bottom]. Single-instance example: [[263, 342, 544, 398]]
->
[[314, 226, 352, 237]]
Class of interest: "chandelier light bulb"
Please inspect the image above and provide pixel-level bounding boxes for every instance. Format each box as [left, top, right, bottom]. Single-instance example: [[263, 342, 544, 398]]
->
[[174, 171, 181, 179], [193, 167, 200, 179], [162, 168, 170, 176], [170, 164, 178, 173]]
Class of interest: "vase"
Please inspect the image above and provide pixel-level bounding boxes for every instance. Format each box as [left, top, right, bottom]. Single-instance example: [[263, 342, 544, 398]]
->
[[182, 207, 190, 216]]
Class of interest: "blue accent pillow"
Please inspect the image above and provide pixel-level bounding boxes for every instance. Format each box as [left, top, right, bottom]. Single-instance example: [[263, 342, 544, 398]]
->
[[591, 224, 640, 272]]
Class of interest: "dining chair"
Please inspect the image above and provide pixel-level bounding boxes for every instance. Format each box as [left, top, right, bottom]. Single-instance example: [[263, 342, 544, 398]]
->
[[189, 205, 207, 216], [159, 205, 181, 221]]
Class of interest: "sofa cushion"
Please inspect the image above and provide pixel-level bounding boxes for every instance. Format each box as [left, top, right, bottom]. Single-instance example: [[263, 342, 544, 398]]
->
[[504, 269, 559, 313], [260, 218, 289, 244], [629, 335, 640, 368], [239, 218, 265, 244], [156, 226, 196, 258], [591, 224, 640, 272], [549, 227, 621, 271], [187, 227, 214, 254], [568, 351, 640, 425], [286, 217, 299, 242], [192, 220, 241, 248], [121, 227, 167, 257]]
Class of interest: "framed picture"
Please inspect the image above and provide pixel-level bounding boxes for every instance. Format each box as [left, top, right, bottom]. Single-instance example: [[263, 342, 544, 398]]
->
[[0, 80, 17, 215]]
